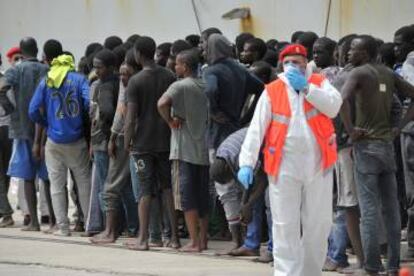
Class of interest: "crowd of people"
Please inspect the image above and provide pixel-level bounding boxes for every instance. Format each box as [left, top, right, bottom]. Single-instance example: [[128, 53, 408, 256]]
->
[[0, 24, 414, 276]]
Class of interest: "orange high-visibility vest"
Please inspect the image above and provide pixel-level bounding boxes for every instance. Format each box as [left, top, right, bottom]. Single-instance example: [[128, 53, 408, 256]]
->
[[263, 74, 337, 177]]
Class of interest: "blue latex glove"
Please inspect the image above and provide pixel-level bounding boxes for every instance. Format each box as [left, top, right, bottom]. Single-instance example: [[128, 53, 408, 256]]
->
[[285, 67, 308, 91], [237, 166, 254, 190]]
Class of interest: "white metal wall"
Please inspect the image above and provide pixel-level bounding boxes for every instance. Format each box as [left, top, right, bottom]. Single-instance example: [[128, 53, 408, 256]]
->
[[0, 0, 413, 69]]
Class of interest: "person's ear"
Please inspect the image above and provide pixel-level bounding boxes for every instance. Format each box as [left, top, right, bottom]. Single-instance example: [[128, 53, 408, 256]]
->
[[185, 64, 190, 74], [252, 52, 259, 60], [363, 50, 370, 61]]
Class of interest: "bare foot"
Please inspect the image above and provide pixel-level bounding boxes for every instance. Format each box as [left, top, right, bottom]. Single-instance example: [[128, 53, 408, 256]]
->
[[149, 241, 163, 247], [199, 238, 208, 251], [179, 242, 201, 253], [90, 231, 116, 244], [125, 238, 149, 251], [21, 223, 40, 231]]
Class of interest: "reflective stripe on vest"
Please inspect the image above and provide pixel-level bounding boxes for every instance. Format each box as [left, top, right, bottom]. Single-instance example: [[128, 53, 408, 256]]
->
[[271, 106, 322, 126], [263, 74, 337, 177], [305, 108, 320, 120], [271, 113, 290, 125]]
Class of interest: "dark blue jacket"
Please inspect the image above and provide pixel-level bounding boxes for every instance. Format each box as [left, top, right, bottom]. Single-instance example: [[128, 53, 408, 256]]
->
[[203, 58, 263, 149]]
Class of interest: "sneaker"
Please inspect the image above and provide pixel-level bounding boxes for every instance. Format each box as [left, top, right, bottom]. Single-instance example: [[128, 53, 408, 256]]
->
[[229, 246, 259, 257], [322, 258, 339, 271], [53, 229, 71, 237], [72, 221, 85, 232], [253, 251, 273, 263], [43, 225, 58, 234], [0, 216, 14, 228], [337, 263, 362, 274]]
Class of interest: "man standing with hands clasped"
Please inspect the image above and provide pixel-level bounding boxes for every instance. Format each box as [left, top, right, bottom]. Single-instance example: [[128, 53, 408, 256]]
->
[[238, 44, 342, 276]]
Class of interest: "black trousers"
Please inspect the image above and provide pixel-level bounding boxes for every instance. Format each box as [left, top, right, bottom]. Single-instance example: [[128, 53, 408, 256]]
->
[[0, 126, 13, 216]]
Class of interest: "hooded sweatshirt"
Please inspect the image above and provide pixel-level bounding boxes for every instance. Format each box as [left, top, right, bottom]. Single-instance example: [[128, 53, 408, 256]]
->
[[203, 34, 264, 149], [206, 34, 233, 65]]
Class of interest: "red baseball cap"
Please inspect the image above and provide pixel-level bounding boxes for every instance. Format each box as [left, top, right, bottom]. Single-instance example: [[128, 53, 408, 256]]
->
[[6, 46, 21, 59], [279, 44, 307, 61]]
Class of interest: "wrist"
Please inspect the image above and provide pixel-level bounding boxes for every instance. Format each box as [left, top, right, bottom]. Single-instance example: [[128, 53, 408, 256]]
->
[[167, 118, 174, 127], [110, 133, 118, 142], [345, 124, 354, 134]]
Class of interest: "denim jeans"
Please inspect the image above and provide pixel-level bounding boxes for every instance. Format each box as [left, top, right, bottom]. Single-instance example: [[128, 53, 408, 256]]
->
[[354, 141, 401, 273], [86, 151, 109, 232], [401, 131, 414, 255], [94, 151, 109, 213], [327, 209, 349, 267], [121, 180, 138, 235], [243, 194, 265, 250]]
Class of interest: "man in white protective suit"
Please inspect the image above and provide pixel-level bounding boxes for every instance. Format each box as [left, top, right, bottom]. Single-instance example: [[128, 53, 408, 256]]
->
[[237, 43, 343, 276]]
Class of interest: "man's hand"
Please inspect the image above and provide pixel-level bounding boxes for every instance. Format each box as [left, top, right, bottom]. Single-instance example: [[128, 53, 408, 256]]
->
[[286, 67, 308, 91], [32, 143, 41, 161], [237, 166, 254, 190], [89, 146, 94, 160], [168, 117, 183, 129], [40, 144, 46, 160], [124, 140, 131, 153], [211, 112, 230, 124], [91, 119, 97, 129], [240, 205, 253, 226], [108, 138, 117, 159], [392, 127, 401, 139], [350, 127, 368, 142]]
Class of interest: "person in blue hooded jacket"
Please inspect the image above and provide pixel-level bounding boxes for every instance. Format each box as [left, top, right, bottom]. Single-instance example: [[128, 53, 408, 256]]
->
[[29, 43, 91, 237]]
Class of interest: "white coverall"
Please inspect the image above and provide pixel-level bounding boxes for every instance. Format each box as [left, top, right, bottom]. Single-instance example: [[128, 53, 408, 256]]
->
[[239, 74, 342, 276]]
